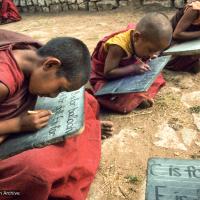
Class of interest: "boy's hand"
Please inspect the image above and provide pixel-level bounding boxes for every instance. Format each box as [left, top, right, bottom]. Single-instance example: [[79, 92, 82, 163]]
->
[[18, 110, 52, 132], [131, 62, 151, 74]]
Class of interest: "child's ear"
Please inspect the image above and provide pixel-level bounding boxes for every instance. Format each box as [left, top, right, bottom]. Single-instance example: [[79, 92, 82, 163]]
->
[[43, 57, 61, 70], [133, 31, 142, 42]]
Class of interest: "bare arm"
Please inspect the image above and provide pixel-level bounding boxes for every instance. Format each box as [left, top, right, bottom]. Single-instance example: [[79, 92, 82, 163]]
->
[[104, 45, 150, 79], [173, 7, 200, 41], [0, 82, 51, 136]]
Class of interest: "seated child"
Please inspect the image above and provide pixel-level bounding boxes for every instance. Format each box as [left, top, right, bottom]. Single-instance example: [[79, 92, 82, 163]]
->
[[167, 0, 200, 73], [90, 13, 172, 114], [0, 29, 113, 200], [0, 0, 21, 24]]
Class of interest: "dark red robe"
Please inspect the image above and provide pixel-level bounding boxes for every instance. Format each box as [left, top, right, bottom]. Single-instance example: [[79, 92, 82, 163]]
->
[[0, 0, 21, 24]]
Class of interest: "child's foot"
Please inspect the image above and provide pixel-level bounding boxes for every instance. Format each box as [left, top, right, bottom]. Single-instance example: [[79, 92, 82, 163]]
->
[[138, 98, 154, 109], [100, 121, 114, 139]]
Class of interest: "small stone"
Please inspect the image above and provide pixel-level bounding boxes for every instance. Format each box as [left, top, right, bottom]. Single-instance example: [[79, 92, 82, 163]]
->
[[42, 6, 50, 12], [181, 91, 200, 108], [68, 0, 76, 4], [78, 2, 88, 10], [192, 113, 200, 130], [154, 123, 187, 151], [38, 0, 45, 6], [195, 141, 200, 147], [97, 0, 118, 11], [181, 128, 197, 146], [50, 4, 62, 12], [35, 5, 43, 12], [62, 3, 69, 11], [20, 0, 26, 6], [26, 0, 33, 6], [51, 0, 59, 4], [32, 0, 38, 5], [68, 3, 78, 10], [21, 6, 28, 12], [89, 2, 97, 11], [119, 0, 128, 7], [28, 5, 36, 12], [45, 0, 52, 6], [59, 0, 66, 3], [174, 152, 180, 156]]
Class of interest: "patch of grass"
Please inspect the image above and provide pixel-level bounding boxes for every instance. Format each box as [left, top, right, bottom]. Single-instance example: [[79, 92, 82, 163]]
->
[[125, 175, 139, 185], [190, 106, 200, 113]]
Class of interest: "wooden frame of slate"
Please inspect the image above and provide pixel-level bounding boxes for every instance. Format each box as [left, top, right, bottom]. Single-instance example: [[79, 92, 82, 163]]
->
[[0, 87, 85, 160], [146, 158, 200, 200], [163, 38, 200, 56], [95, 56, 171, 96]]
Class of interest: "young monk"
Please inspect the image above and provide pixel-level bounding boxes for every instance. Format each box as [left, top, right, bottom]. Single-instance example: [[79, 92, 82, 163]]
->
[[167, 0, 200, 73], [0, 0, 21, 24], [0, 29, 113, 200], [90, 13, 172, 114]]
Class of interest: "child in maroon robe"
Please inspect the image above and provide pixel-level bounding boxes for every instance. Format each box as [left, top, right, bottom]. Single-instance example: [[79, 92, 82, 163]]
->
[[90, 13, 172, 114], [0, 29, 113, 200], [0, 0, 21, 24], [166, 0, 200, 73]]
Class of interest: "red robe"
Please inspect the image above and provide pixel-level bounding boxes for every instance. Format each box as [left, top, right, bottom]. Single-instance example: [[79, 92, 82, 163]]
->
[[90, 24, 165, 114], [0, 0, 21, 24], [0, 29, 101, 200]]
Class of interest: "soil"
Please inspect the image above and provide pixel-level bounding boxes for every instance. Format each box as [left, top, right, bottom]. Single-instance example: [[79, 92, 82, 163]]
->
[[2, 4, 200, 200]]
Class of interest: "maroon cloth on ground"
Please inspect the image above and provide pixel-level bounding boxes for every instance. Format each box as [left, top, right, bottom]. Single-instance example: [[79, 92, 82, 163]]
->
[[0, 29, 101, 200], [0, 0, 21, 23], [0, 92, 101, 200], [90, 24, 166, 113], [166, 55, 200, 71]]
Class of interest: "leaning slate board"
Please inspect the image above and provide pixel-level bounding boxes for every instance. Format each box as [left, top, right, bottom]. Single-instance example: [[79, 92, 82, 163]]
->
[[164, 38, 200, 56], [95, 56, 171, 96], [146, 158, 200, 200], [0, 87, 85, 160]]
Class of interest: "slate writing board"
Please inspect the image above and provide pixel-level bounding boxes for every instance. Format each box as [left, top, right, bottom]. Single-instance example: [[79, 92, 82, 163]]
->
[[0, 87, 85, 160], [164, 38, 200, 56], [95, 56, 171, 96], [146, 158, 200, 200]]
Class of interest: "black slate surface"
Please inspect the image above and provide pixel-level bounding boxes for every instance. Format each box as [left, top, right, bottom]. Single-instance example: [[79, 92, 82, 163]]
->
[[146, 158, 200, 200], [0, 87, 85, 160], [95, 56, 171, 96]]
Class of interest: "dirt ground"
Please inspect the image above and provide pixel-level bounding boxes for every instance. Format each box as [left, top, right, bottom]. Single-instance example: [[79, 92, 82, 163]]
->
[[2, 4, 200, 200]]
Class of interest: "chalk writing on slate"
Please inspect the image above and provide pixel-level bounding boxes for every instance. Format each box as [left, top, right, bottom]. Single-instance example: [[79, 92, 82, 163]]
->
[[164, 38, 200, 56], [0, 87, 85, 160], [146, 158, 200, 200], [95, 56, 171, 96]]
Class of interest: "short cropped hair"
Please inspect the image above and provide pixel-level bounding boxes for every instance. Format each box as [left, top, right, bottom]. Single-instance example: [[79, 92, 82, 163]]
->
[[37, 37, 91, 85], [136, 12, 172, 44]]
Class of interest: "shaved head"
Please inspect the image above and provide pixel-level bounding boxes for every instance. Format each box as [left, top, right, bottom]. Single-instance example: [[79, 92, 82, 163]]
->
[[136, 12, 172, 46]]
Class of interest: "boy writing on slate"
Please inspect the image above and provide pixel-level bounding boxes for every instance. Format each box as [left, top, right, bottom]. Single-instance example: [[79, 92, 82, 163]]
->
[[167, 0, 200, 73], [0, 29, 113, 200], [90, 13, 172, 114]]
